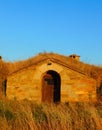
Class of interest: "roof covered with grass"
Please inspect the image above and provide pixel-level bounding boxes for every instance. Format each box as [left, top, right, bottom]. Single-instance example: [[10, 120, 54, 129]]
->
[[6, 52, 101, 81]]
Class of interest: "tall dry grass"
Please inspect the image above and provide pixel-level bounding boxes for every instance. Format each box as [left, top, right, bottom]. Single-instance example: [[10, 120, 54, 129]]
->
[[0, 99, 101, 130]]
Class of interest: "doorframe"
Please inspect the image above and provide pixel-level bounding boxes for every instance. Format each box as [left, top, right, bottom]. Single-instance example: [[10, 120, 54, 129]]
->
[[41, 70, 61, 103]]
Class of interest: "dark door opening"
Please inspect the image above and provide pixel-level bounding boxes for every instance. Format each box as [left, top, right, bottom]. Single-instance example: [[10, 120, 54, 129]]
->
[[97, 82, 102, 101], [2, 79, 7, 96], [42, 70, 61, 103]]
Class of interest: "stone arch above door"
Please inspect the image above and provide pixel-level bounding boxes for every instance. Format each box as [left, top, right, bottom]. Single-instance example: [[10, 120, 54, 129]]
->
[[39, 62, 63, 74]]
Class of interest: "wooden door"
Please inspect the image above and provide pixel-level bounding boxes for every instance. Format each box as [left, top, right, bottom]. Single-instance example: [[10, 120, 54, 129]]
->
[[42, 74, 54, 103]]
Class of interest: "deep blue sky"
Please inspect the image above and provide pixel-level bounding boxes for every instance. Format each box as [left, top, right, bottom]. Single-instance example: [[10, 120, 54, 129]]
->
[[0, 0, 102, 65]]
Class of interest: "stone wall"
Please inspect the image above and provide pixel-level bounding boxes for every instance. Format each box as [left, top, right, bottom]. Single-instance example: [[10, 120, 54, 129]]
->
[[7, 61, 97, 102]]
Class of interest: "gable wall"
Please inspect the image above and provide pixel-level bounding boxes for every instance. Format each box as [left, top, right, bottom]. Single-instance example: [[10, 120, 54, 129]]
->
[[7, 61, 97, 102]]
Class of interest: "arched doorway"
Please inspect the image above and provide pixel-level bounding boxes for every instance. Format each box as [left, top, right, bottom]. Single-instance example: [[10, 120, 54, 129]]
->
[[42, 70, 61, 103]]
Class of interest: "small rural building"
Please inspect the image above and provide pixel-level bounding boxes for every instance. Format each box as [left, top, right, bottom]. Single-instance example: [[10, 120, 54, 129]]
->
[[6, 53, 97, 103]]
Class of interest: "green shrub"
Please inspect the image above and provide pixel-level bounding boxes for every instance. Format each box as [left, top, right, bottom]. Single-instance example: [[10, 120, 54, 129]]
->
[[32, 104, 47, 123], [4, 109, 15, 121]]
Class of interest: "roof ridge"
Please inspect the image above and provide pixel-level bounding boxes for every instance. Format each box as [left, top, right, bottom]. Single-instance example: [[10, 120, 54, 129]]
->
[[9, 55, 89, 76]]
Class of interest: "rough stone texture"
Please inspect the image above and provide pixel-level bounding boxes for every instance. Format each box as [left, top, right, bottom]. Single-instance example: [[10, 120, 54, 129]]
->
[[7, 60, 97, 102]]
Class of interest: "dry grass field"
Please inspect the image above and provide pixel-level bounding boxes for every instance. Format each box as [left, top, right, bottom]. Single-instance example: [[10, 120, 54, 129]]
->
[[0, 99, 102, 130]]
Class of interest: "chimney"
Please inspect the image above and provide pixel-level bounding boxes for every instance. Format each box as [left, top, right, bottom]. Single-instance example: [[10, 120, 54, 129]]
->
[[69, 54, 80, 61]]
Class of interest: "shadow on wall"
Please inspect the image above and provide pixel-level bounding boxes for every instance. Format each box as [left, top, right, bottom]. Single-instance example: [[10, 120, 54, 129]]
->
[[97, 82, 102, 101], [2, 79, 7, 96]]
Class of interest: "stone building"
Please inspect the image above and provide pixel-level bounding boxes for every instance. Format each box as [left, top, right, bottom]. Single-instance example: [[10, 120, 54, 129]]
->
[[6, 53, 97, 103]]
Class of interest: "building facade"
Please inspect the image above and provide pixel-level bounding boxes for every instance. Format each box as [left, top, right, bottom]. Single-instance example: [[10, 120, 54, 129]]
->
[[7, 53, 97, 103]]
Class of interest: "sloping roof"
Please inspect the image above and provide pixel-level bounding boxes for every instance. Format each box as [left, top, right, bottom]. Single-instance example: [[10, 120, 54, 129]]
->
[[8, 52, 94, 76]]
